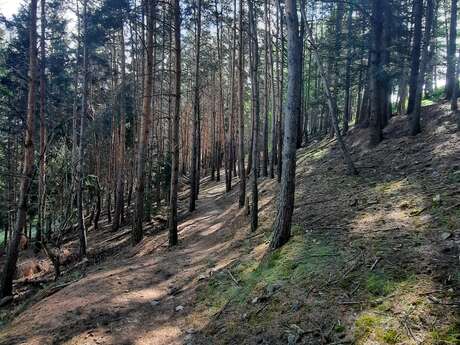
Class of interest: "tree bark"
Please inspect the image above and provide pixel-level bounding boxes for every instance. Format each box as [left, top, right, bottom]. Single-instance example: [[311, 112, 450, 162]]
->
[[112, 28, 127, 232], [132, 0, 154, 244], [248, 0, 260, 232], [238, 0, 246, 208], [270, 0, 301, 250], [343, 3, 353, 135], [269, 3, 277, 179], [37, 0, 46, 252], [77, 0, 88, 258], [1, 0, 38, 298], [262, 0, 269, 177], [189, 0, 202, 212], [411, 0, 436, 135], [407, 0, 423, 114], [169, 0, 181, 247], [446, 0, 458, 100], [368, 0, 386, 147], [276, 0, 285, 184]]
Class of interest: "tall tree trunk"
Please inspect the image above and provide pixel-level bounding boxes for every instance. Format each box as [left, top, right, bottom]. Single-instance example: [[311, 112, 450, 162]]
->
[[270, 0, 301, 250], [189, 0, 202, 212], [1, 0, 38, 298], [71, 0, 81, 204], [343, 3, 353, 135], [215, 0, 231, 193], [453, 44, 460, 110], [411, 0, 436, 135], [77, 0, 89, 258], [368, 0, 386, 147], [37, 0, 46, 252], [262, 0, 269, 177], [227, 0, 237, 191], [276, 0, 285, 183], [132, 0, 154, 244], [407, 0, 423, 114], [446, 0, 458, 100], [238, 0, 246, 208], [248, 0, 260, 232], [269, 2, 277, 179], [169, 0, 181, 247], [112, 29, 127, 232]]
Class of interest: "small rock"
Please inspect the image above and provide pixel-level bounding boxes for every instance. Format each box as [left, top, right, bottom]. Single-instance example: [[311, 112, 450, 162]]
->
[[433, 194, 442, 204], [150, 300, 160, 306], [175, 305, 184, 312], [399, 201, 410, 210], [441, 232, 453, 241], [266, 282, 283, 296], [186, 328, 196, 334], [291, 301, 302, 312], [287, 333, 299, 345], [198, 275, 207, 281], [251, 297, 259, 304]]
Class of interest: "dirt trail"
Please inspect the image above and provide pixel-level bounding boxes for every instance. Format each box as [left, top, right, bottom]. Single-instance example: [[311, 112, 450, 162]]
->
[[0, 181, 250, 345]]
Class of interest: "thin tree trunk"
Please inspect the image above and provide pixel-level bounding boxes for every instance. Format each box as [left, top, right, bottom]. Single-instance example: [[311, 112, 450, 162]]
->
[[407, 0, 423, 114], [189, 0, 202, 212], [270, 0, 301, 250], [343, 3, 353, 135], [262, 0, 269, 177], [411, 0, 436, 135], [169, 0, 181, 247], [269, 2, 277, 179], [238, 0, 246, 208], [1, 0, 38, 298], [368, 0, 386, 147], [113, 29, 127, 232], [446, 0, 458, 100], [71, 0, 81, 204], [227, 0, 237, 190], [276, 0, 285, 183], [248, 0, 260, 232], [77, 0, 89, 258], [37, 0, 46, 252], [132, 0, 154, 244]]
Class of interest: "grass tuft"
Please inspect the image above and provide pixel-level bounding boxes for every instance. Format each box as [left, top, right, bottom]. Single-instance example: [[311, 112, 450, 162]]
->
[[365, 272, 396, 297]]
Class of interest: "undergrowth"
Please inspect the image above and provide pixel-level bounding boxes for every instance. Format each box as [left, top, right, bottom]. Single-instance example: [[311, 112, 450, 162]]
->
[[198, 229, 341, 314]]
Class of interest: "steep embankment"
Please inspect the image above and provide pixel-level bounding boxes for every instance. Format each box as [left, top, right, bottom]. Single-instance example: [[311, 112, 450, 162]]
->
[[0, 102, 459, 345], [191, 102, 460, 345]]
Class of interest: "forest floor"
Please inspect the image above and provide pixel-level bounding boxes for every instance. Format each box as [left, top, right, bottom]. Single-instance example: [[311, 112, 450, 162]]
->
[[0, 101, 459, 345]]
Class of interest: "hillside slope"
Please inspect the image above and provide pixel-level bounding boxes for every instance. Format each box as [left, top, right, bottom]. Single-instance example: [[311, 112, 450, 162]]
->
[[1, 102, 459, 345]]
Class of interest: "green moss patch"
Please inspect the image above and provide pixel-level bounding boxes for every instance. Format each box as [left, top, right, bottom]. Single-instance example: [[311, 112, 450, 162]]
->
[[198, 231, 341, 315]]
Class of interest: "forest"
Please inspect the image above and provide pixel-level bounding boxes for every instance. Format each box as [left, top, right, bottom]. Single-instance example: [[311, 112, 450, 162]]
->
[[0, 0, 459, 344]]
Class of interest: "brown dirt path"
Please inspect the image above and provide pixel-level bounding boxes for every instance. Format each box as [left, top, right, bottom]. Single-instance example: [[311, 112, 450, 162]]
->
[[0, 180, 251, 345]]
